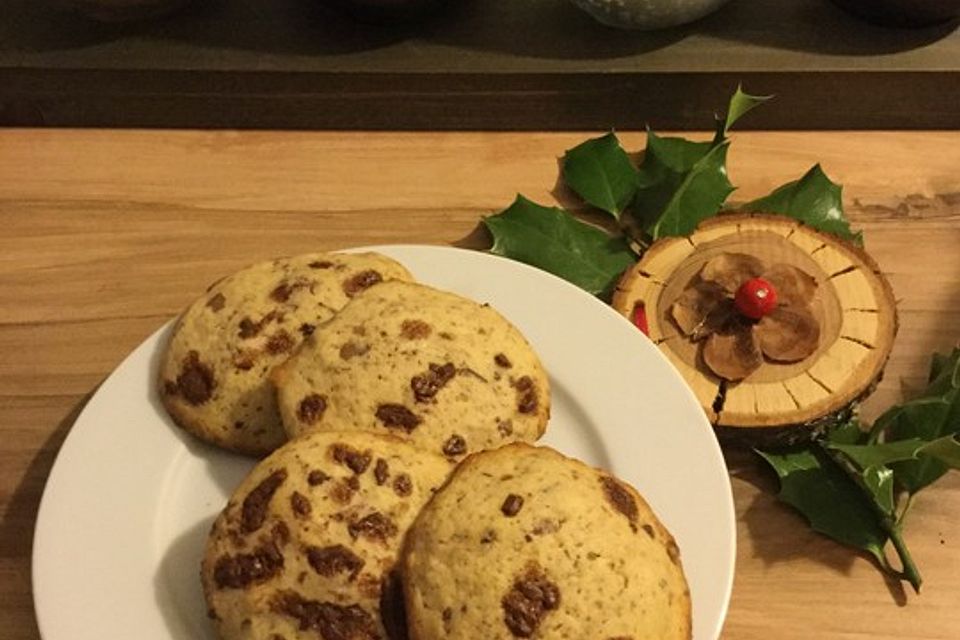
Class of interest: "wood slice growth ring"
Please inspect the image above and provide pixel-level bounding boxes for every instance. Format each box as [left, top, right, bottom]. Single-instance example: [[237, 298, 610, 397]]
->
[[613, 213, 897, 443]]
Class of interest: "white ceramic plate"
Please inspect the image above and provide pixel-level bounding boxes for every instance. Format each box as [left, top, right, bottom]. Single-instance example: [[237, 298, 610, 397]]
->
[[33, 245, 735, 640]]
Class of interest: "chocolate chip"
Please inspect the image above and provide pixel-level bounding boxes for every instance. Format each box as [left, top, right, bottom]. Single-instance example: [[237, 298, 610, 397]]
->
[[411, 362, 456, 403], [494, 353, 512, 368], [513, 376, 538, 414], [307, 470, 330, 486], [234, 355, 255, 371], [206, 293, 226, 312], [237, 310, 282, 339], [400, 319, 432, 339], [266, 330, 295, 355], [290, 492, 311, 517], [330, 443, 372, 474], [308, 260, 334, 269], [298, 394, 328, 425], [347, 512, 398, 543], [272, 521, 291, 546], [373, 458, 389, 485], [270, 282, 294, 303], [392, 473, 412, 497], [299, 323, 315, 337], [531, 519, 559, 536], [601, 476, 638, 530], [501, 494, 524, 517], [497, 420, 514, 438], [271, 591, 378, 640], [342, 270, 382, 297], [213, 542, 284, 589], [339, 342, 370, 360], [501, 565, 560, 638], [329, 477, 359, 505], [442, 607, 453, 622], [480, 529, 497, 544], [667, 540, 681, 566], [305, 544, 364, 580], [241, 469, 287, 533], [375, 404, 421, 433], [442, 434, 467, 457], [642, 524, 655, 538], [238, 317, 258, 339], [176, 351, 215, 405]]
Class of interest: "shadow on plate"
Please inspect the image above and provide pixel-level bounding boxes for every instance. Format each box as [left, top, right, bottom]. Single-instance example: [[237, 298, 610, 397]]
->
[[155, 517, 219, 639]]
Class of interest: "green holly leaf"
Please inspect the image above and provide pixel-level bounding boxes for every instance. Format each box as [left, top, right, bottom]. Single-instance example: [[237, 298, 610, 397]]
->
[[862, 465, 896, 517], [877, 350, 960, 493], [562, 132, 639, 219], [828, 433, 958, 469], [825, 418, 869, 445], [715, 86, 773, 143], [739, 164, 860, 244], [484, 195, 637, 297], [757, 446, 888, 564], [631, 133, 734, 240]]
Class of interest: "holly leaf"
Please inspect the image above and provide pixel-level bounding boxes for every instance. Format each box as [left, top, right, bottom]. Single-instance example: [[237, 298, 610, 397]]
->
[[631, 133, 735, 240], [740, 164, 860, 244], [877, 350, 960, 493], [828, 433, 958, 469], [757, 446, 888, 564], [484, 195, 637, 297], [714, 86, 773, 143], [562, 132, 639, 219], [826, 419, 869, 445]]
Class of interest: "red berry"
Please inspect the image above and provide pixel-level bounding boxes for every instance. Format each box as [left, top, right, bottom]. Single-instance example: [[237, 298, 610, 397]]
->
[[631, 302, 649, 335], [735, 277, 778, 320]]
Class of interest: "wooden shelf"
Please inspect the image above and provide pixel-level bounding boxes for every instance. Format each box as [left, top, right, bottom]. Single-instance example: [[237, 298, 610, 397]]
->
[[2, 0, 959, 129]]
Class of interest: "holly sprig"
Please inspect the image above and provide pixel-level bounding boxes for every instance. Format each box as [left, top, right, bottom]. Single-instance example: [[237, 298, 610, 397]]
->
[[483, 87, 959, 592]]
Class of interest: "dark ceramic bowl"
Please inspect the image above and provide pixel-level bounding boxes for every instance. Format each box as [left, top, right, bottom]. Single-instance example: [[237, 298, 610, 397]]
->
[[326, 0, 453, 23], [830, 0, 960, 27], [70, 0, 193, 21]]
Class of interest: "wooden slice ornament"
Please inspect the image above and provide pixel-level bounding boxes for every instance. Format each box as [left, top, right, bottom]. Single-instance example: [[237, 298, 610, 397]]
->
[[612, 213, 897, 445]]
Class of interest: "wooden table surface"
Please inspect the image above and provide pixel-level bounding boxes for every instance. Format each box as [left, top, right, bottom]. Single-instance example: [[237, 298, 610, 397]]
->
[[1, 128, 958, 639]]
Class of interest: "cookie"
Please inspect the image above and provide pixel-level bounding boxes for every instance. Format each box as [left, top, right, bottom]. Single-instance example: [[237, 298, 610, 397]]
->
[[402, 444, 691, 640], [273, 280, 550, 459], [201, 430, 452, 640], [159, 252, 414, 455]]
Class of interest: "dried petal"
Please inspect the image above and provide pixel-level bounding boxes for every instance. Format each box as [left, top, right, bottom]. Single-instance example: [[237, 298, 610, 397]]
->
[[756, 307, 821, 362], [763, 263, 818, 308], [670, 281, 727, 338], [702, 328, 763, 381], [700, 253, 764, 294]]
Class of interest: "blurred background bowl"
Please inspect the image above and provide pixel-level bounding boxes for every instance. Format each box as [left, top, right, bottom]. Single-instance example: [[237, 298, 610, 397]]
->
[[325, 0, 455, 23], [69, 0, 194, 21], [569, 0, 732, 30], [829, 0, 960, 27]]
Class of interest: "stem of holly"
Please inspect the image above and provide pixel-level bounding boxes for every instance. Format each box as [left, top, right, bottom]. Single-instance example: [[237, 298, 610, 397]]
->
[[821, 445, 922, 592], [886, 520, 922, 593]]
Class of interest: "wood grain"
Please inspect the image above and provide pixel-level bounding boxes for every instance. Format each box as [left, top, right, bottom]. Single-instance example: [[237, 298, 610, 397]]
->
[[1, 129, 958, 639]]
